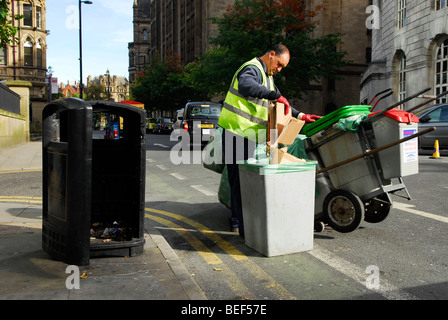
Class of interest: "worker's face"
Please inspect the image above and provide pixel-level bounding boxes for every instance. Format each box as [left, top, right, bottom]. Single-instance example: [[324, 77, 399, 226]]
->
[[267, 51, 290, 76]]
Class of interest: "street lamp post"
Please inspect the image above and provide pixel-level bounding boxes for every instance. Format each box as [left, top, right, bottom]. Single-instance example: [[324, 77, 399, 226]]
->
[[79, 0, 92, 99]]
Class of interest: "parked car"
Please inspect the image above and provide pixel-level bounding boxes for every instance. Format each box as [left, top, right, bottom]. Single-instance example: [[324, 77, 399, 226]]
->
[[146, 118, 156, 133], [415, 103, 448, 150], [180, 102, 222, 145], [153, 117, 174, 134]]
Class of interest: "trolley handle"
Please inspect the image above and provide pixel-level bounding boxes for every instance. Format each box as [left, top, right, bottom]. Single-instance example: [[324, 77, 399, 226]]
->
[[369, 88, 394, 112], [406, 89, 448, 113], [366, 87, 431, 123]]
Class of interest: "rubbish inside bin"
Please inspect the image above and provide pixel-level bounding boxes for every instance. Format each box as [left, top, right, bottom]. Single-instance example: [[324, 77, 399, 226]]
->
[[90, 221, 132, 242]]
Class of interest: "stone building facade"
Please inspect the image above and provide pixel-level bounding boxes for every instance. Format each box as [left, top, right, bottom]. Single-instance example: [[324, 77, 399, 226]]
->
[[87, 70, 130, 102], [300, 0, 373, 115], [128, 0, 234, 83], [360, 0, 448, 111], [0, 0, 48, 133], [129, 0, 373, 115]]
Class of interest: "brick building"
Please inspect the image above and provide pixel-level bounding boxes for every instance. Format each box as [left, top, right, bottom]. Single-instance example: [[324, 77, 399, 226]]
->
[[360, 0, 448, 110], [59, 82, 79, 98]]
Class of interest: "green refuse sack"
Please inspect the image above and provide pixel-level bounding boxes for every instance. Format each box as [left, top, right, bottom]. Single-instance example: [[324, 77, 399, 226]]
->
[[203, 127, 225, 174], [284, 134, 308, 159], [335, 114, 368, 132], [218, 166, 231, 209]]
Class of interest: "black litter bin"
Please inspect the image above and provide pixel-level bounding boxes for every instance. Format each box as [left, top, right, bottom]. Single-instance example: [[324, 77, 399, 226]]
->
[[42, 98, 146, 266]]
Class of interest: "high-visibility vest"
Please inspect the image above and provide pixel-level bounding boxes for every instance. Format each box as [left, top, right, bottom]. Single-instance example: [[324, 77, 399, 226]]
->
[[218, 58, 274, 143]]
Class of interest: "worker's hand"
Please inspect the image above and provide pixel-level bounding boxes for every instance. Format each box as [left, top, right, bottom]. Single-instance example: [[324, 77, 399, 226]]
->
[[276, 96, 290, 115], [300, 114, 323, 122]]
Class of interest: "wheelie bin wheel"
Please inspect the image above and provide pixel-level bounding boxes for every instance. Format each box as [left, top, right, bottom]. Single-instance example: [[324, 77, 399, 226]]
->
[[364, 193, 391, 223], [323, 189, 364, 233]]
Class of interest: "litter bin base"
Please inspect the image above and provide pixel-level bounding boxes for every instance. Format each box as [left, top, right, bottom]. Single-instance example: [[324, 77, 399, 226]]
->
[[90, 238, 145, 258]]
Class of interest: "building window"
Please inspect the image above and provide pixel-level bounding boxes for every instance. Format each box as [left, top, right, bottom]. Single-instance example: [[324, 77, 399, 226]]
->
[[129, 52, 135, 67], [24, 38, 33, 66], [398, 0, 406, 28], [36, 6, 42, 29], [0, 46, 6, 65], [143, 29, 148, 41], [23, 4, 33, 27], [435, 39, 448, 104], [398, 55, 407, 108], [36, 40, 43, 68], [435, 0, 446, 10]]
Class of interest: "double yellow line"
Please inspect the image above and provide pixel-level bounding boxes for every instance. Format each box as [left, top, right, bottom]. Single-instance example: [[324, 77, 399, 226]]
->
[[0, 196, 294, 299], [146, 208, 295, 300], [0, 196, 43, 204]]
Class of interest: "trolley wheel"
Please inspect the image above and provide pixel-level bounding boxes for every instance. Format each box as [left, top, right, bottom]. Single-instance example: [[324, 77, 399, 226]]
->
[[323, 189, 364, 233], [364, 194, 391, 223], [314, 221, 325, 232]]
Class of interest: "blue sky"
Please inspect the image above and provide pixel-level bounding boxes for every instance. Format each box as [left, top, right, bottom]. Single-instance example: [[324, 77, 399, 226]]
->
[[46, 0, 133, 85]]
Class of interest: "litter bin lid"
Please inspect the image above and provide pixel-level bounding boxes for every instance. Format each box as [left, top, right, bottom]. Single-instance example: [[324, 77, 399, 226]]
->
[[302, 105, 371, 137], [238, 160, 317, 175], [368, 108, 419, 123]]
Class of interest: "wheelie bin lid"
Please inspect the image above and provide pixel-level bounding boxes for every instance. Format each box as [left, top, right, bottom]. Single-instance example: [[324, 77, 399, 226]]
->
[[368, 108, 419, 123], [302, 105, 372, 137]]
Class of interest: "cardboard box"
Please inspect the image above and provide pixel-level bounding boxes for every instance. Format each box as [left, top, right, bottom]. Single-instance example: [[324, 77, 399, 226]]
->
[[268, 102, 306, 164], [270, 148, 307, 164], [271, 102, 292, 136]]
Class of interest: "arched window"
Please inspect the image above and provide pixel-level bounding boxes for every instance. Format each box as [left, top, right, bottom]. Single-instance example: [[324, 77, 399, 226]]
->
[[398, 54, 406, 107], [143, 29, 148, 41], [36, 40, 43, 68], [435, 39, 448, 104], [24, 38, 33, 66]]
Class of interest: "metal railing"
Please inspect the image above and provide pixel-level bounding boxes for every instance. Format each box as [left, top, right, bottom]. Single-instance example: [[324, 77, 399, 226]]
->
[[0, 82, 20, 115]]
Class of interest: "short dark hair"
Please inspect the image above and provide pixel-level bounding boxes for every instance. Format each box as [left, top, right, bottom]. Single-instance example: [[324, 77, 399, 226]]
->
[[268, 44, 289, 56]]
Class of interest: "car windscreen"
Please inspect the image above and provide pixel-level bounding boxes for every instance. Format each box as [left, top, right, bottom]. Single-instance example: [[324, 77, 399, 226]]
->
[[186, 105, 221, 119]]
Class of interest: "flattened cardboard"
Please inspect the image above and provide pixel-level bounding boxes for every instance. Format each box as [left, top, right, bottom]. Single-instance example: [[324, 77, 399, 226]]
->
[[270, 148, 307, 164], [268, 102, 306, 164]]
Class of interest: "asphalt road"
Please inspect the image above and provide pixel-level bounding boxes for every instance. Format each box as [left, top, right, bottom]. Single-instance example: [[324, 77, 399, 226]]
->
[[1, 132, 447, 300], [144, 133, 448, 300]]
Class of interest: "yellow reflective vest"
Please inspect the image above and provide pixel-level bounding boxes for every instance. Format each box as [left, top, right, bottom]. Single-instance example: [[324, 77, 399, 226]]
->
[[218, 58, 274, 143]]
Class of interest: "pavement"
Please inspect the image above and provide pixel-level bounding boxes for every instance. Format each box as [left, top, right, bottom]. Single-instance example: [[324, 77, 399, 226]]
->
[[0, 140, 207, 300]]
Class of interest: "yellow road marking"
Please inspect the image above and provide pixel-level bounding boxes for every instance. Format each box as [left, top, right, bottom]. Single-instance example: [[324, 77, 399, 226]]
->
[[0, 169, 42, 174], [146, 212, 255, 299], [146, 214, 222, 265], [0, 196, 43, 204], [146, 207, 295, 300], [146, 208, 248, 261]]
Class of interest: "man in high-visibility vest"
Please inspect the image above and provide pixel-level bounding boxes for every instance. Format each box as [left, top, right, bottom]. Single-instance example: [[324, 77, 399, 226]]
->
[[219, 44, 321, 237]]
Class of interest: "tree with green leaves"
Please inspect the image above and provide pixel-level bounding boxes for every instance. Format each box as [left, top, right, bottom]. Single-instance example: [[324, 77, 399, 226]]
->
[[186, 0, 350, 99], [0, 0, 22, 46], [85, 83, 106, 101], [131, 50, 203, 114]]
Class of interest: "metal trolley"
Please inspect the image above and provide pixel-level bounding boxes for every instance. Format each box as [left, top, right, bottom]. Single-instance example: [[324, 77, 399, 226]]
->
[[304, 88, 438, 233]]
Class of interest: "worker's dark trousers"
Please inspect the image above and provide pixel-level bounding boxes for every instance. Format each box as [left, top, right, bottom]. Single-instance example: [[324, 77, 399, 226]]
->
[[222, 130, 256, 237]]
